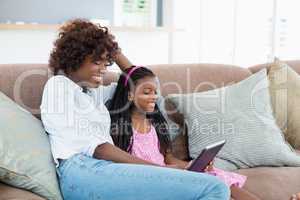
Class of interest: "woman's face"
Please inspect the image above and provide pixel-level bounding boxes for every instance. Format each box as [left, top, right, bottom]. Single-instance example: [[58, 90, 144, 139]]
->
[[70, 55, 109, 88], [129, 76, 158, 113]]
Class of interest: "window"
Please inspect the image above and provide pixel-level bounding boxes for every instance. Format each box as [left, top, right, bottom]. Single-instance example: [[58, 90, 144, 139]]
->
[[171, 0, 300, 67], [275, 0, 300, 60]]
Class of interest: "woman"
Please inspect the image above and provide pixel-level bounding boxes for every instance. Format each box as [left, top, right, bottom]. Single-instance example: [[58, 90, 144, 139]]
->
[[40, 19, 230, 200]]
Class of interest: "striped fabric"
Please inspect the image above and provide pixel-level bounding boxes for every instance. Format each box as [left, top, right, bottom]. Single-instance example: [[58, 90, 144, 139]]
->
[[167, 69, 300, 171]]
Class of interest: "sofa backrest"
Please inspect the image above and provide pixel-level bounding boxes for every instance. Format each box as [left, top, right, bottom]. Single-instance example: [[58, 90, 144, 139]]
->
[[148, 63, 252, 97], [0, 64, 49, 118], [1, 62, 299, 160], [2, 61, 300, 119], [0, 64, 119, 118], [248, 60, 300, 74]]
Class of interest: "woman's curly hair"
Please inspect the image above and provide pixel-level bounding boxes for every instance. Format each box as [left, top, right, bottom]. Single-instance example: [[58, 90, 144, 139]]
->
[[49, 19, 120, 75]]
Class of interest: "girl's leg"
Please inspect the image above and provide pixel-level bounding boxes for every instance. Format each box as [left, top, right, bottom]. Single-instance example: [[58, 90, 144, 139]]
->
[[57, 153, 230, 200], [290, 193, 300, 200], [230, 186, 260, 200]]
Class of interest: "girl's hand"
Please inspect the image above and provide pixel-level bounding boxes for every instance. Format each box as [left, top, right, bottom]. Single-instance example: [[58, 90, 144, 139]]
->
[[204, 161, 214, 172], [184, 160, 214, 171]]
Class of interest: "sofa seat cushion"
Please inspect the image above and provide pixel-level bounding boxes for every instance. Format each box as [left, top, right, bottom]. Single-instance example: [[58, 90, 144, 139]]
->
[[0, 182, 45, 200], [236, 167, 300, 200]]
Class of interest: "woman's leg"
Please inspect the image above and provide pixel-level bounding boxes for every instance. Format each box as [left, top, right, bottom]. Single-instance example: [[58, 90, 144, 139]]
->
[[230, 186, 260, 200], [57, 153, 230, 200]]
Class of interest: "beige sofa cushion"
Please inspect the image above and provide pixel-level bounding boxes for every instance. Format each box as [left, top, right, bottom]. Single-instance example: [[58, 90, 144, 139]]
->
[[0, 182, 45, 200], [0, 64, 49, 119], [248, 60, 300, 75], [0, 64, 119, 119], [268, 60, 300, 149], [149, 63, 251, 96], [237, 167, 300, 200]]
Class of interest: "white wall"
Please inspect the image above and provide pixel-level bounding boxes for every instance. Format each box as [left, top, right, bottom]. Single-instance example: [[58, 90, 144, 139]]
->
[[0, 29, 169, 68], [0, 30, 56, 64], [1, 0, 300, 67]]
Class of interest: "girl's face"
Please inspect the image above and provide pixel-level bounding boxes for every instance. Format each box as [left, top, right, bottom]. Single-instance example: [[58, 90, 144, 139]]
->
[[69, 54, 109, 88], [129, 76, 158, 113]]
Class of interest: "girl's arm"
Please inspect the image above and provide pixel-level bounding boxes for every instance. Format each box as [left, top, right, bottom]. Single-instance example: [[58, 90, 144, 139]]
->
[[164, 150, 190, 169], [114, 51, 133, 71], [165, 152, 214, 171], [93, 142, 159, 166]]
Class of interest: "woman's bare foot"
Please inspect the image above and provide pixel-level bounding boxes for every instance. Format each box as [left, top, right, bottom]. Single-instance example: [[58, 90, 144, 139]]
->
[[290, 193, 300, 200]]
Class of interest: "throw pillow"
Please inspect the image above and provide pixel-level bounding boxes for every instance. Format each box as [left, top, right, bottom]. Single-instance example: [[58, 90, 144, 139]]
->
[[268, 59, 300, 149], [167, 69, 300, 170], [0, 91, 63, 200]]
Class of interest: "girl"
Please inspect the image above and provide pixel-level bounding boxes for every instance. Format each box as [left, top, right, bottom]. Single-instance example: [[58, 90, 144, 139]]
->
[[109, 66, 261, 200]]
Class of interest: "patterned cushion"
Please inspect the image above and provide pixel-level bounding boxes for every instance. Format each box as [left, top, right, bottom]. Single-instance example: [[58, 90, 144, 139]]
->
[[167, 69, 300, 170]]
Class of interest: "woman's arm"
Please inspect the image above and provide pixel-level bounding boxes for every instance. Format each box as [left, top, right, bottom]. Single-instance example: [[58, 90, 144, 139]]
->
[[114, 51, 133, 71], [164, 151, 189, 169], [93, 142, 158, 166]]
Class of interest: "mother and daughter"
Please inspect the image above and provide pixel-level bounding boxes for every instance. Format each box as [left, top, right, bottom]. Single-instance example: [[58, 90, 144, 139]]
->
[[41, 19, 300, 200]]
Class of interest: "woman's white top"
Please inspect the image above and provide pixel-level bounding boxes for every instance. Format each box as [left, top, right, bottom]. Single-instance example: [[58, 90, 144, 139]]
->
[[40, 75, 117, 167]]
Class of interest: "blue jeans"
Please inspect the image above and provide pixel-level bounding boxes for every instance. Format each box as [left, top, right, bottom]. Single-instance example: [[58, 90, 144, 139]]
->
[[56, 153, 230, 200]]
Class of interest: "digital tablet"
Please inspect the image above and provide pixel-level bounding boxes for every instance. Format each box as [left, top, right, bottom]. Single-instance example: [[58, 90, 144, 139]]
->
[[187, 140, 226, 172]]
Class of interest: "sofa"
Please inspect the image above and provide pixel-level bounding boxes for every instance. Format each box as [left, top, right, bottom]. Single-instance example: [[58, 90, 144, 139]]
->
[[0, 62, 300, 200]]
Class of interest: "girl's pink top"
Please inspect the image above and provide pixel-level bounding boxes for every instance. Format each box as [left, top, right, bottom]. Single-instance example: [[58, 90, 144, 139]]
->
[[130, 125, 247, 188], [206, 167, 247, 188], [130, 125, 165, 166]]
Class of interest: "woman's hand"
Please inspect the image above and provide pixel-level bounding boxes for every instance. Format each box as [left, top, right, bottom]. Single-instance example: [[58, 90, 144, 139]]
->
[[114, 51, 133, 71], [164, 150, 191, 170]]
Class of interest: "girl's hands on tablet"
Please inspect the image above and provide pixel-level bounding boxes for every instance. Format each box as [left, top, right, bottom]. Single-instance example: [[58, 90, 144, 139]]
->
[[184, 160, 214, 171], [204, 161, 214, 172]]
